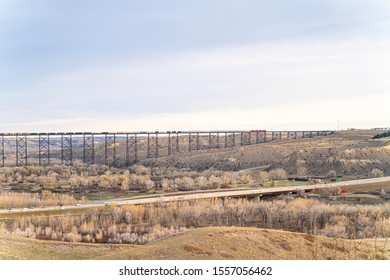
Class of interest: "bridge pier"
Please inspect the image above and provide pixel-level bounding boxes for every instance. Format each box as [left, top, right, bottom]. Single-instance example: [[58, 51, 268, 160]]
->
[[0, 135, 4, 167], [240, 132, 251, 146], [224, 132, 235, 148], [61, 135, 73, 165], [126, 133, 138, 165], [167, 132, 172, 155], [219, 198, 227, 206], [146, 133, 159, 158], [104, 134, 117, 165], [39, 134, 50, 166], [168, 132, 180, 155], [155, 133, 159, 157], [188, 133, 198, 152], [208, 132, 219, 149], [224, 132, 229, 148], [83, 134, 95, 164], [16, 135, 28, 166]]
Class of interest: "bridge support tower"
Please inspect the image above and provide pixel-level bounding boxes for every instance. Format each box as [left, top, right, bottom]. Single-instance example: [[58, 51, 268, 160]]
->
[[16, 135, 28, 166], [38, 134, 50, 166]]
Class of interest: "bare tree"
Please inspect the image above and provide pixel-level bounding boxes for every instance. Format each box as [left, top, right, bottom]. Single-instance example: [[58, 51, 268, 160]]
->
[[297, 167, 308, 177], [257, 171, 269, 182], [269, 168, 288, 180], [370, 168, 384, 178], [327, 170, 337, 178]]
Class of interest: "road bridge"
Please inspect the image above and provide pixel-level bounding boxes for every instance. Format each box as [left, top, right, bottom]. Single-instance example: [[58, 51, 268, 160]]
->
[[0, 130, 334, 167], [1, 176, 389, 214]]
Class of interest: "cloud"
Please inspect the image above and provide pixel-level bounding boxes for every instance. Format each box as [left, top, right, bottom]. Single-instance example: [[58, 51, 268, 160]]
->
[[1, 37, 390, 131], [0, 118, 94, 132], [9, 39, 390, 104]]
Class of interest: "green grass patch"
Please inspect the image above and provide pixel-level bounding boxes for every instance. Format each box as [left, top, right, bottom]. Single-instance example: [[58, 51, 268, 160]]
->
[[79, 190, 166, 201], [262, 180, 309, 188], [341, 193, 381, 199], [344, 182, 390, 193]]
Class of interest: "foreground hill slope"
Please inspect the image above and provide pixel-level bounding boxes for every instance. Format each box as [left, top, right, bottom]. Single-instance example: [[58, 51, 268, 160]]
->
[[1, 227, 388, 260]]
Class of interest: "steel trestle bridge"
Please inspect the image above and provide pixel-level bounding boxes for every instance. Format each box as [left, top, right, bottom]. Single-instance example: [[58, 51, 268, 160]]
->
[[0, 130, 334, 167]]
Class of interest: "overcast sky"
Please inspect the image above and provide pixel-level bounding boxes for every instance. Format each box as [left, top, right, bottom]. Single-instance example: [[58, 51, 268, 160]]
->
[[1, 0, 390, 132]]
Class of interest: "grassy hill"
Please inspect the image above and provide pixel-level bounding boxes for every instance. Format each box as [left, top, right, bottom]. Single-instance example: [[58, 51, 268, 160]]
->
[[1, 227, 388, 260], [137, 130, 390, 177]]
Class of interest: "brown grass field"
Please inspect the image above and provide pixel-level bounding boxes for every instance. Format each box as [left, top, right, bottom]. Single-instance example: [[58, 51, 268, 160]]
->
[[0, 227, 389, 260]]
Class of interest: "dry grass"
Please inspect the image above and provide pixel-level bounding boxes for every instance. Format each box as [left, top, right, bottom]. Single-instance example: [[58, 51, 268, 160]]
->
[[0, 227, 388, 260], [0, 191, 76, 208]]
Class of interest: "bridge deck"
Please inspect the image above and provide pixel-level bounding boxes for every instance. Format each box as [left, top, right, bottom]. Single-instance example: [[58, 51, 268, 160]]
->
[[2, 176, 388, 214], [0, 130, 334, 167]]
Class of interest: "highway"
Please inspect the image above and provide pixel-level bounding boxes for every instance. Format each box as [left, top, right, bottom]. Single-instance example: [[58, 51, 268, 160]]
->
[[1, 176, 390, 215]]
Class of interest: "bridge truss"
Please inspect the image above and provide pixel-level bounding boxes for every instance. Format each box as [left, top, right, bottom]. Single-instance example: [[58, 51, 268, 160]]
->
[[0, 130, 334, 167]]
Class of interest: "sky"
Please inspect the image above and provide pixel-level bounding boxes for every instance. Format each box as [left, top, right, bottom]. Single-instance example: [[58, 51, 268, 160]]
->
[[1, 0, 390, 132]]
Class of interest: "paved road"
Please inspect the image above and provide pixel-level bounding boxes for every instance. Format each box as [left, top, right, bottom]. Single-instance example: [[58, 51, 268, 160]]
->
[[1, 176, 390, 215]]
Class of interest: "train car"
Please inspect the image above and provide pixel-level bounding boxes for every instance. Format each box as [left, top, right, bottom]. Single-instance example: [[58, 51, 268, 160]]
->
[[4, 132, 26, 136]]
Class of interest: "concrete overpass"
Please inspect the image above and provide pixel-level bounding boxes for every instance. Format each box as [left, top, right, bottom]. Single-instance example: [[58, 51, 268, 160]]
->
[[1, 176, 388, 215]]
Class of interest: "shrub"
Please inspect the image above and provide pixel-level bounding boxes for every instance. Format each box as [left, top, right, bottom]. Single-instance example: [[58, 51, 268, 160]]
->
[[327, 170, 337, 178], [257, 171, 269, 182], [373, 131, 390, 139], [297, 167, 308, 177], [371, 168, 384, 178], [269, 168, 288, 180]]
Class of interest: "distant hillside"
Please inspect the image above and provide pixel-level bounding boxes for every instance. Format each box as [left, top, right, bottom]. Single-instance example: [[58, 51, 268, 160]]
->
[[269, 140, 390, 177], [3, 130, 388, 177], [140, 130, 390, 176]]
